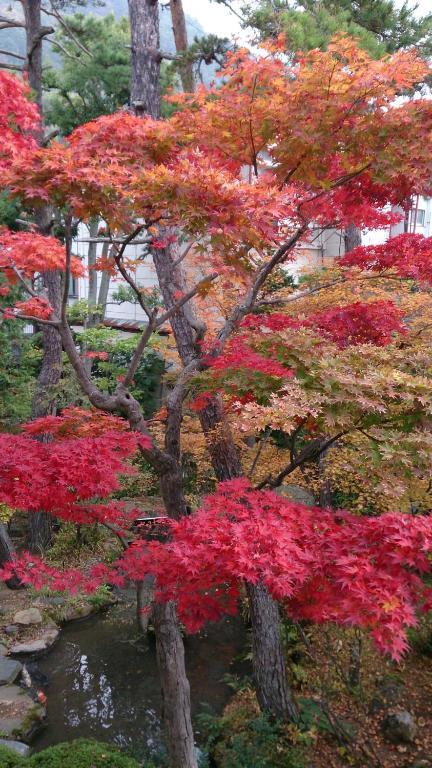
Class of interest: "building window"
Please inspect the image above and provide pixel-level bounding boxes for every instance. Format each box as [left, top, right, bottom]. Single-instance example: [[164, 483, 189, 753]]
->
[[412, 209, 425, 228], [68, 275, 78, 298]]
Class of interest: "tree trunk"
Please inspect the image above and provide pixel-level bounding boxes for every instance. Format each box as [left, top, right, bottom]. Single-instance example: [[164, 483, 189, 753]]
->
[[153, 601, 198, 768], [126, 6, 197, 765], [0, 524, 22, 589], [128, 0, 161, 118], [97, 241, 112, 318], [246, 582, 299, 721], [319, 449, 333, 509], [344, 223, 361, 253], [152, 244, 297, 722], [22, 2, 61, 553], [136, 575, 155, 634], [29, 216, 62, 553], [169, 0, 195, 93], [22, 0, 44, 114], [87, 216, 100, 325]]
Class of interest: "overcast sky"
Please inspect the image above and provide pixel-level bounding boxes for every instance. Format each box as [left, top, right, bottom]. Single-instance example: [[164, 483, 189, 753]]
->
[[182, 0, 432, 41], [182, 1, 244, 40]]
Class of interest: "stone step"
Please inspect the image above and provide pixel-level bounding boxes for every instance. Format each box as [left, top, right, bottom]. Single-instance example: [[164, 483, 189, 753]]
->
[[0, 659, 22, 686]]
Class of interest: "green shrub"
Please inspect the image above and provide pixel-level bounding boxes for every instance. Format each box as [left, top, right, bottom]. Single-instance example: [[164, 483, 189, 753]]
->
[[0, 745, 25, 767], [409, 611, 432, 656], [29, 739, 142, 768], [199, 689, 308, 768]]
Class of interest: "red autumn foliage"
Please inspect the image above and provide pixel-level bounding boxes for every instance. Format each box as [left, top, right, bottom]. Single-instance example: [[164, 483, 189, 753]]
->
[[241, 301, 406, 349], [0, 228, 84, 282], [13, 296, 53, 320], [340, 234, 432, 284], [82, 350, 110, 361], [23, 407, 131, 439], [1, 42, 432, 670], [2, 479, 432, 660], [0, 410, 151, 525], [115, 479, 432, 660], [305, 300, 407, 348], [209, 340, 294, 379], [0, 71, 39, 172]]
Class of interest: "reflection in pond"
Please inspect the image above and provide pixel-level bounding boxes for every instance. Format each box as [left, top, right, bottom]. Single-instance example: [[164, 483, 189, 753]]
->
[[34, 597, 246, 761]]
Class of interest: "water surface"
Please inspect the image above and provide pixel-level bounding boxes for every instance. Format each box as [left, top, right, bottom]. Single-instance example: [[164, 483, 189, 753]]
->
[[34, 596, 246, 761]]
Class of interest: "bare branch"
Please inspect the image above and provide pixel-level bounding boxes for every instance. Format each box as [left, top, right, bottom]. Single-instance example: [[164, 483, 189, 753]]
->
[[101, 521, 129, 550], [113, 225, 146, 258], [3, 311, 59, 327], [256, 278, 342, 307], [209, 0, 245, 23], [249, 429, 271, 479], [46, 36, 86, 63], [256, 431, 347, 490], [11, 266, 39, 297], [172, 239, 198, 268], [165, 360, 198, 460], [0, 50, 25, 60], [114, 258, 154, 320], [27, 26, 54, 60], [219, 225, 308, 345], [61, 215, 73, 323], [0, 62, 23, 71], [41, 128, 59, 147], [42, 6, 93, 58], [15, 219, 35, 230], [0, 15, 25, 29], [156, 273, 218, 327], [123, 310, 158, 389], [78, 237, 152, 245]]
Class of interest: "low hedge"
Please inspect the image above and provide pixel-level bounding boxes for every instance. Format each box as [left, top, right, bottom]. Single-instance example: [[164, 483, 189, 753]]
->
[[0, 739, 144, 768]]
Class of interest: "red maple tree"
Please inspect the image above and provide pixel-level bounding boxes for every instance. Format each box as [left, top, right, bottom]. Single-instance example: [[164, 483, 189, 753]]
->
[[2, 39, 432, 758]]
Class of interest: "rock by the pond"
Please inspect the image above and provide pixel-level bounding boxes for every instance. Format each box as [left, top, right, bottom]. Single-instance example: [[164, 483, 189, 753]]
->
[[46, 596, 66, 607], [276, 484, 316, 506], [13, 608, 42, 626], [0, 643, 7, 657], [4, 626, 19, 637], [33, 596, 66, 608], [61, 603, 93, 623], [381, 710, 418, 744], [10, 627, 59, 656], [0, 738, 31, 757], [0, 659, 22, 686], [0, 684, 45, 741]]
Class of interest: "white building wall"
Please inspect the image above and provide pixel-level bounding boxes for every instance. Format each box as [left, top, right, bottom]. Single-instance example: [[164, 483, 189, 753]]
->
[[72, 223, 159, 323]]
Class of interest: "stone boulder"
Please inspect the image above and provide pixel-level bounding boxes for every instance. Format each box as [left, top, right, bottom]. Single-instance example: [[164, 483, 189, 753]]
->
[[0, 659, 22, 686], [0, 738, 31, 757], [381, 710, 417, 744], [13, 608, 42, 626], [0, 684, 45, 741], [10, 627, 59, 657], [4, 626, 18, 637], [276, 484, 316, 506], [61, 603, 93, 623]]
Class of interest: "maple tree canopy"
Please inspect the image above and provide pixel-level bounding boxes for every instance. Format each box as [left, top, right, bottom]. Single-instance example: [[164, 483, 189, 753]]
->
[[1, 36, 432, 306], [1, 37, 432, 662]]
